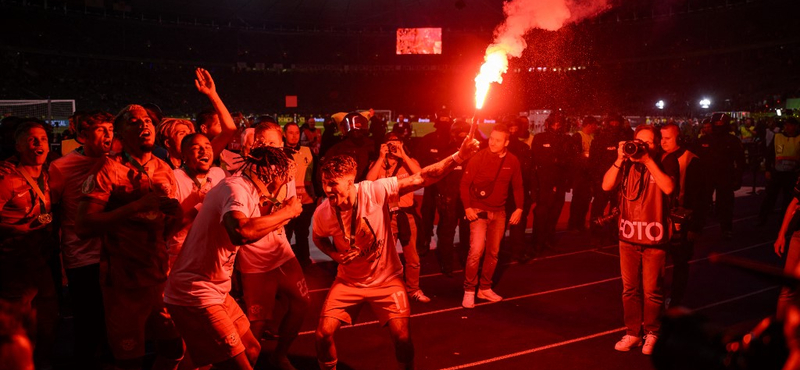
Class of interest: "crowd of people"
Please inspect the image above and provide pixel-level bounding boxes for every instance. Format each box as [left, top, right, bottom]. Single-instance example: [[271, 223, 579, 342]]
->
[[2, 68, 800, 370]]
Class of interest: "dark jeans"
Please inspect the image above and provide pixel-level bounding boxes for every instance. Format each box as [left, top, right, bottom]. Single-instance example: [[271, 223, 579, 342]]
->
[[286, 203, 316, 265], [759, 171, 799, 225], [534, 185, 566, 250], [435, 195, 469, 274], [590, 183, 619, 241], [619, 241, 666, 336], [418, 185, 439, 252], [66, 263, 108, 364], [707, 172, 737, 232], [667, 233, 694, 307], [507, 196, 533, 259], [568, 174, 593, 230]]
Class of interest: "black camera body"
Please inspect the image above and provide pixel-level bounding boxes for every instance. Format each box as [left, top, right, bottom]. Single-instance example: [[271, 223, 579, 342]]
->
[[387, 142, 398, 154], [593, 207, 620, 227], [623, 140, 648, 159]]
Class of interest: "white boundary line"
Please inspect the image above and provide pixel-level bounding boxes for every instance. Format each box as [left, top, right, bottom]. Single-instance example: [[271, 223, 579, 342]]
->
[[435, 285, 780, 370], [298, 241, 773, 336], [591, 249, 620, 258], [307, 215, 762, 294]]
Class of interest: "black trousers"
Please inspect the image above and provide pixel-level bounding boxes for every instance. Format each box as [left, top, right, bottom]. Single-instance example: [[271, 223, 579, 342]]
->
[[285, 203, 316, 265], [759, 171, 799, 226], [590, 183, 619, 241], [418, 185, 439, 252], [534, 185, 566, 250], [568, 173, 593, 230], [66, 263, 108, 365], [506, 195, 533, 259], [435, 195, 469, 274], [668, 233, 694, 307]]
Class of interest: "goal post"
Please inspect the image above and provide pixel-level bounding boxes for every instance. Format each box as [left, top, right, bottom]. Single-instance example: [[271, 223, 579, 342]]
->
[[0, 99, 76, 130]]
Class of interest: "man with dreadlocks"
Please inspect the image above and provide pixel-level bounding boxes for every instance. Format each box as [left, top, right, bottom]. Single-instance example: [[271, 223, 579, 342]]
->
[[237, 120, 310, 370], [601, 124, 678, 356], [312, 122, 480, 370], [164, 145, 302, 370]]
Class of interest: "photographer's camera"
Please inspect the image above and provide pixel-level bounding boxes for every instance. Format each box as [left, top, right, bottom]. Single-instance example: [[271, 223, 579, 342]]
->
[[623, 140, 648, 159]]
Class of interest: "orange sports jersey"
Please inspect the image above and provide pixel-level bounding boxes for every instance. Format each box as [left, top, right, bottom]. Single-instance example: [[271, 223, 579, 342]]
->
[[81, 152, 177, 289], [0, 167, 51, 228], [0, 167, 52, 256]]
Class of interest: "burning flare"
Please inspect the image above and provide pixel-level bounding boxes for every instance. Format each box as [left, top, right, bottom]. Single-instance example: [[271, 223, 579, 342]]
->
[[473, 0, 610, 109], [475, 49, 508, 110]]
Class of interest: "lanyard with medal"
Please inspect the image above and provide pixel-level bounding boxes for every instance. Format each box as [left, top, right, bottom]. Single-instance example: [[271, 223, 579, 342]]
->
[[244, 169, 288, 235], [123, 151, 161, 220], [335, 195, 359, 252], [123, 151, 153, 190], [17, 167, 52, 225], [183, 164, 209, 194]]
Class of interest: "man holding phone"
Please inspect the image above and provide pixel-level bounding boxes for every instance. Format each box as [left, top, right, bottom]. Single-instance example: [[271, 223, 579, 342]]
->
[[459, 124, 524, 308]]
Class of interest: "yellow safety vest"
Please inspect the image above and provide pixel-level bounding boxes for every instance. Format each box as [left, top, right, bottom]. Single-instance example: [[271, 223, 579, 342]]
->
[[774, 134, 800, 172]]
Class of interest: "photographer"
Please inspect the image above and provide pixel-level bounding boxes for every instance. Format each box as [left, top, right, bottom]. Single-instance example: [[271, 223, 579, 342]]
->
[[366, 133, 431, 303], [602, 125, 678, 356]]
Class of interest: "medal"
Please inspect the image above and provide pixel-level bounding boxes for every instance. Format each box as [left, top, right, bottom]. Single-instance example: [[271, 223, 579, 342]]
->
[[37, 213, 53, 225]]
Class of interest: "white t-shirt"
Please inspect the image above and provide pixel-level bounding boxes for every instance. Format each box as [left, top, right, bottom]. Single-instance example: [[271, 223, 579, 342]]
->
[[236, 179, 297, 274], [165, 175, 291, 306], [312, 177, 403, 288], [168, 167, 227, 259], [49, 150, 104, 269]]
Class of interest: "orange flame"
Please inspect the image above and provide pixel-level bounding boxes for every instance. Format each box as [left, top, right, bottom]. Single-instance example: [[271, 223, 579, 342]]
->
[[474, 48, 509, 109]]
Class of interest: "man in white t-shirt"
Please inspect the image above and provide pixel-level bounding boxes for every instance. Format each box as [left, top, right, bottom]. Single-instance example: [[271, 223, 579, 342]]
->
[[164, 146, 302, 370], [312, 128, 479, 370], [167, 133, 228, 269], [49, 111, 114, 366]]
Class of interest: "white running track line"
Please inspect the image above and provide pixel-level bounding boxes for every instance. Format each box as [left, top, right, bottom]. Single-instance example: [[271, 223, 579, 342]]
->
[[307, 215, 762, 294], [298, 241, 772, 336], [435, 285, 779, 370]]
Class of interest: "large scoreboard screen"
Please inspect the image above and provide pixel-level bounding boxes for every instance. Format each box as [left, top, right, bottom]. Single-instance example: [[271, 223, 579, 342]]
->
[[396, 28, 442, 55]]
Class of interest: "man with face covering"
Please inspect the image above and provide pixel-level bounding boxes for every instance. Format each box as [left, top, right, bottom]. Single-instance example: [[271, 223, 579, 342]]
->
[[531, 112, 578, 254], [432, 120, 472, 276], [322, 111, 376, 181], [589, 114, 633, 245], [416, 113, 454, 257], [692, 113, 745, 239]]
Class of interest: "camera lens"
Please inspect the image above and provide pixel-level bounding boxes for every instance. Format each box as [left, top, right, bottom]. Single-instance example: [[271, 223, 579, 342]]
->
[[623, 140, 646, 158]]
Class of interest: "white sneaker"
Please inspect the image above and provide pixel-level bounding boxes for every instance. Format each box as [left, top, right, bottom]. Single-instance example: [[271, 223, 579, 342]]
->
[[642, 332, 658, 355], [462, 291, 475, 308], [477, 289, 503, 302], [411, 290, 431, 303], [614, 334, 642, 351]]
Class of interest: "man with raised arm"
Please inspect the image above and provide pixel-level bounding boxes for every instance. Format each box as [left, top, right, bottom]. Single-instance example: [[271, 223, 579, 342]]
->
[[311, 116, 480, 370]]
